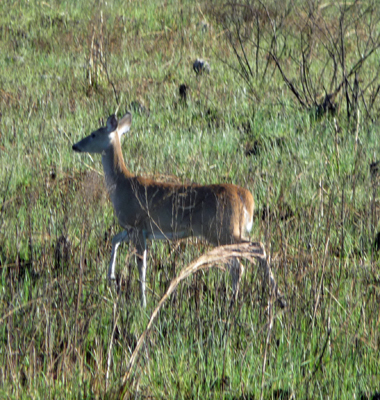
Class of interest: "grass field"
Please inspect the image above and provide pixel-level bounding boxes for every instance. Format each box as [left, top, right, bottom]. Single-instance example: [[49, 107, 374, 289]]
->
[[1, 0, 380, 398]]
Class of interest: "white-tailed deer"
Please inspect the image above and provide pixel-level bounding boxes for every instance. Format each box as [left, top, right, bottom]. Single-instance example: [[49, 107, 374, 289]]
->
[[73, 112, 283, 308]]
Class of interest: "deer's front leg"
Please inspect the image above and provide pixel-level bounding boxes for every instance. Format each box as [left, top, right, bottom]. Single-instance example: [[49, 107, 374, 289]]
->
[[135, 230, 148, 308], [108, 230, 130, 283]]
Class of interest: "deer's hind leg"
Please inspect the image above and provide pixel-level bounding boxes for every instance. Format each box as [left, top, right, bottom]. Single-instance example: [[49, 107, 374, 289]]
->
[[227, 257, 245, 299]]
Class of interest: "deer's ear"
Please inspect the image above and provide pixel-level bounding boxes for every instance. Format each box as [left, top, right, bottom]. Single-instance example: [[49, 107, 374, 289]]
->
[[118, 112, 132, 137], [106, 115, 118, 132]]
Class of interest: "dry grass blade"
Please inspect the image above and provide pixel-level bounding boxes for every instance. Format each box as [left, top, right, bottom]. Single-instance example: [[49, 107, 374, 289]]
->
[[118, 242, 267, 398]]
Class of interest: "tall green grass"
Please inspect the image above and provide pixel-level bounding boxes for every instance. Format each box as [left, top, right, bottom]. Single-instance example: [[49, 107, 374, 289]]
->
[[0, 0, 379, 398]]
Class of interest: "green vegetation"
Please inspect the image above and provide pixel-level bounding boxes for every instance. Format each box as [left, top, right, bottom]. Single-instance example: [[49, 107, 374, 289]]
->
[[1, 0, 380, 398]]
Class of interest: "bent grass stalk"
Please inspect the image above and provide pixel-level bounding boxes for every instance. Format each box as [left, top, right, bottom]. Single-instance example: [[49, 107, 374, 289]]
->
[[119, 241, 273, 399]]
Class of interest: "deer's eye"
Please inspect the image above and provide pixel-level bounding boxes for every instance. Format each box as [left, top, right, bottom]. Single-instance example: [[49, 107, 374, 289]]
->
[[91, 133, 95, 138]]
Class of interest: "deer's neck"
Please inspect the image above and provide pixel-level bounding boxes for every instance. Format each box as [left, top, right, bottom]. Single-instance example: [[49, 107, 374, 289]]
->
[[101, 135, 133, 195]]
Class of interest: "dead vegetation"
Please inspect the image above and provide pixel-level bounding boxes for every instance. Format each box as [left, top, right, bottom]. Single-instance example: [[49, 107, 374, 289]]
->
[[207, 0, 380, 123]]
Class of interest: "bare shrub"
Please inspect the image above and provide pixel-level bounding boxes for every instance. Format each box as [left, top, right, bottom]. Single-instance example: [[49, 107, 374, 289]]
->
[[207, 0, 380, 123]]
